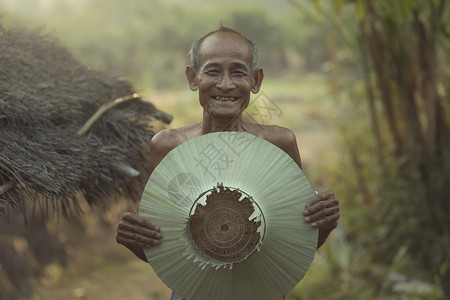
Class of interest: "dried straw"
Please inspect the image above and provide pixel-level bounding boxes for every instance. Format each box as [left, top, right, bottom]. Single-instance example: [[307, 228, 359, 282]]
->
[[0, 23, 172, 217]]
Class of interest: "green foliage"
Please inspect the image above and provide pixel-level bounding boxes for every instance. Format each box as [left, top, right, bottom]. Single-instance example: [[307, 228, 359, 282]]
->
[[287, 0, 449, 299]]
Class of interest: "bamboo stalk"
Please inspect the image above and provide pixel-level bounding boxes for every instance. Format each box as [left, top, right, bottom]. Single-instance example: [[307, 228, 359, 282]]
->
[[366, 4, 403, 158], [359, 21, 384, 164], [350, 151, 373, 204], [0, 181, 14, 195], [77, 93, 144, 136], [328, 28, 340, 104], [414, 10, 440, 156]]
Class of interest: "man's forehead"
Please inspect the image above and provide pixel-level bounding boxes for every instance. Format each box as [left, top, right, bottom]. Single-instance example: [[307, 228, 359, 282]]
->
[[198, 32, 253, 65]]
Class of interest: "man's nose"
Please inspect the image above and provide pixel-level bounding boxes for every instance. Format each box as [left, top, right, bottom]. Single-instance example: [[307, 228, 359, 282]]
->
[[216, 73, 235, 91]]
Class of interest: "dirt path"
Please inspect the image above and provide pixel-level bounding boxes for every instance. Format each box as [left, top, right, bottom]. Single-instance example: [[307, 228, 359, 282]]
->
[[31, 244, 172, 300]]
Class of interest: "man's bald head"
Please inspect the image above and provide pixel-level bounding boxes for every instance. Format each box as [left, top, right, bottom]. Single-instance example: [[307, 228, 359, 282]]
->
[[189, 26, 259, 74]]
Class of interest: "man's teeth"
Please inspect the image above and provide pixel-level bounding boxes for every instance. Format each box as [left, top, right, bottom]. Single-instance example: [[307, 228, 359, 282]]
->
[[213, 96, 238, 101]]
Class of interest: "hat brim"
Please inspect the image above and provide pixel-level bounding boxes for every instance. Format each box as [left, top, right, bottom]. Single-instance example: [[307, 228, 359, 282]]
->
[[140, 132, 318, 300]]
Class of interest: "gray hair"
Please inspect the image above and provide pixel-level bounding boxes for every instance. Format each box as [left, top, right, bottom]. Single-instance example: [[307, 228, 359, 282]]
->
[[189, 26, 259, 74]]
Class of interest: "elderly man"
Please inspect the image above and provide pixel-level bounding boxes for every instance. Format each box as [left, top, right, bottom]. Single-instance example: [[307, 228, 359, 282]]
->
[[116, 26, 340, 299]]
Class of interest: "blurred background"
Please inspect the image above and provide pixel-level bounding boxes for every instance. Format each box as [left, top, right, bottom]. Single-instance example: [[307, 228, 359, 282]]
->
[[0, 0, 448, 299]]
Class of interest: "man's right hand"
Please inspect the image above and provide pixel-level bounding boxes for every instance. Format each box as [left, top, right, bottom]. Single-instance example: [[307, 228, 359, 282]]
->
[[116, 212, 163, 261]]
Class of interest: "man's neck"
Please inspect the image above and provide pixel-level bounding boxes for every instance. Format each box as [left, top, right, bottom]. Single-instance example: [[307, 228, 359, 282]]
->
[[201, 112, 246, 134]]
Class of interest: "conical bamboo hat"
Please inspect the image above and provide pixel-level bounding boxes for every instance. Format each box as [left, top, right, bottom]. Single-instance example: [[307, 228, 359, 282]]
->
[[140, 132, 317, 300]]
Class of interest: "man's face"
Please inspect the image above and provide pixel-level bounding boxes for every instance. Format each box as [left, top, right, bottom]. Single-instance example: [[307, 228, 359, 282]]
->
[[186, 32, 263, 119]]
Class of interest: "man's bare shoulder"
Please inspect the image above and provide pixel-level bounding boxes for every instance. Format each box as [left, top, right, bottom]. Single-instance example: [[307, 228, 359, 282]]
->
[[245, 123, 297, 148], [148, 123, 202, 171], [150, 123, 202, 152], [244, 123, 301, 167], [151, 129, 182, 149]]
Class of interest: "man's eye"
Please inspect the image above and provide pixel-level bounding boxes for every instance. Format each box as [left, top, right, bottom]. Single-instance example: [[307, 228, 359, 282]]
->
[[205, 70, 220, 76], [232, 71, 246, 77]]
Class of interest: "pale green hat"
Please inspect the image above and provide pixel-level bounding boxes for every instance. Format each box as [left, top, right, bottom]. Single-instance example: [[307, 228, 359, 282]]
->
[[140, 132, 318, 300]]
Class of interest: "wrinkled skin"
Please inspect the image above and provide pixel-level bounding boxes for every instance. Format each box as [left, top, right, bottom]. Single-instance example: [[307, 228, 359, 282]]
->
[[116, 31, 340, 263]]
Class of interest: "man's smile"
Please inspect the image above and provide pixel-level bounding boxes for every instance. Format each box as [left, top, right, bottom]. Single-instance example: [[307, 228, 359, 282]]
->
[[212, 96, 239, 102]]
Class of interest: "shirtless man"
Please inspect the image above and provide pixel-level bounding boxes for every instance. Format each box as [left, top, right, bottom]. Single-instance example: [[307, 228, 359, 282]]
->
[[116, 27, 340, 299]]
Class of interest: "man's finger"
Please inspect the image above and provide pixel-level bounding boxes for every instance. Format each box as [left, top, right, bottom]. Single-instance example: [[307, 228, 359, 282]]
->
[[305, 191, 334, 208], [311, 213, 340, 229], [304, 194, 338, 215], [118, 219, 162, 239], [122, 212, 161, 232], [117, 227, 161, 246], [304, 204, 339, 223], [119, 229, 161, 245], [116, 234, 160, 249]]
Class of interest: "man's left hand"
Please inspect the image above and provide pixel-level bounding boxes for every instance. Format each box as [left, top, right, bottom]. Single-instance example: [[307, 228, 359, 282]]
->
[[303, 191, 340, 229]]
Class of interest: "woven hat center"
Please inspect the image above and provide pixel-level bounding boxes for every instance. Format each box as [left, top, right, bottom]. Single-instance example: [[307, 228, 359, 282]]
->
[[188, 186, 263, 263]]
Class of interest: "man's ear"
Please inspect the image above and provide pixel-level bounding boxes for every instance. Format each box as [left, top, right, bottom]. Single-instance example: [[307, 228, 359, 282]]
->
[[251, 68, 264, 94], [185, 66, 198, 91]]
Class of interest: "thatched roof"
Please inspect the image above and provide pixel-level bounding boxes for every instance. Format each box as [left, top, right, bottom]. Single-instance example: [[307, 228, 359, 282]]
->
[[0, 23, 172, 217]]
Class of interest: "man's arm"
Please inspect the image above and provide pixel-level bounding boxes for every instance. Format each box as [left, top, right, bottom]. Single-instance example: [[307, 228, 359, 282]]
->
[[270, 127, 340, 249], [116, 130, 181, 262], [116, 213, 162, 262], [268, 126, 302, 169], [303, 191, 339, 248]]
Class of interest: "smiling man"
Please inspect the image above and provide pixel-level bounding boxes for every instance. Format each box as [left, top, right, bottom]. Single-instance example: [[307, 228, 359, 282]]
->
[[116, 27, 340, 300]]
